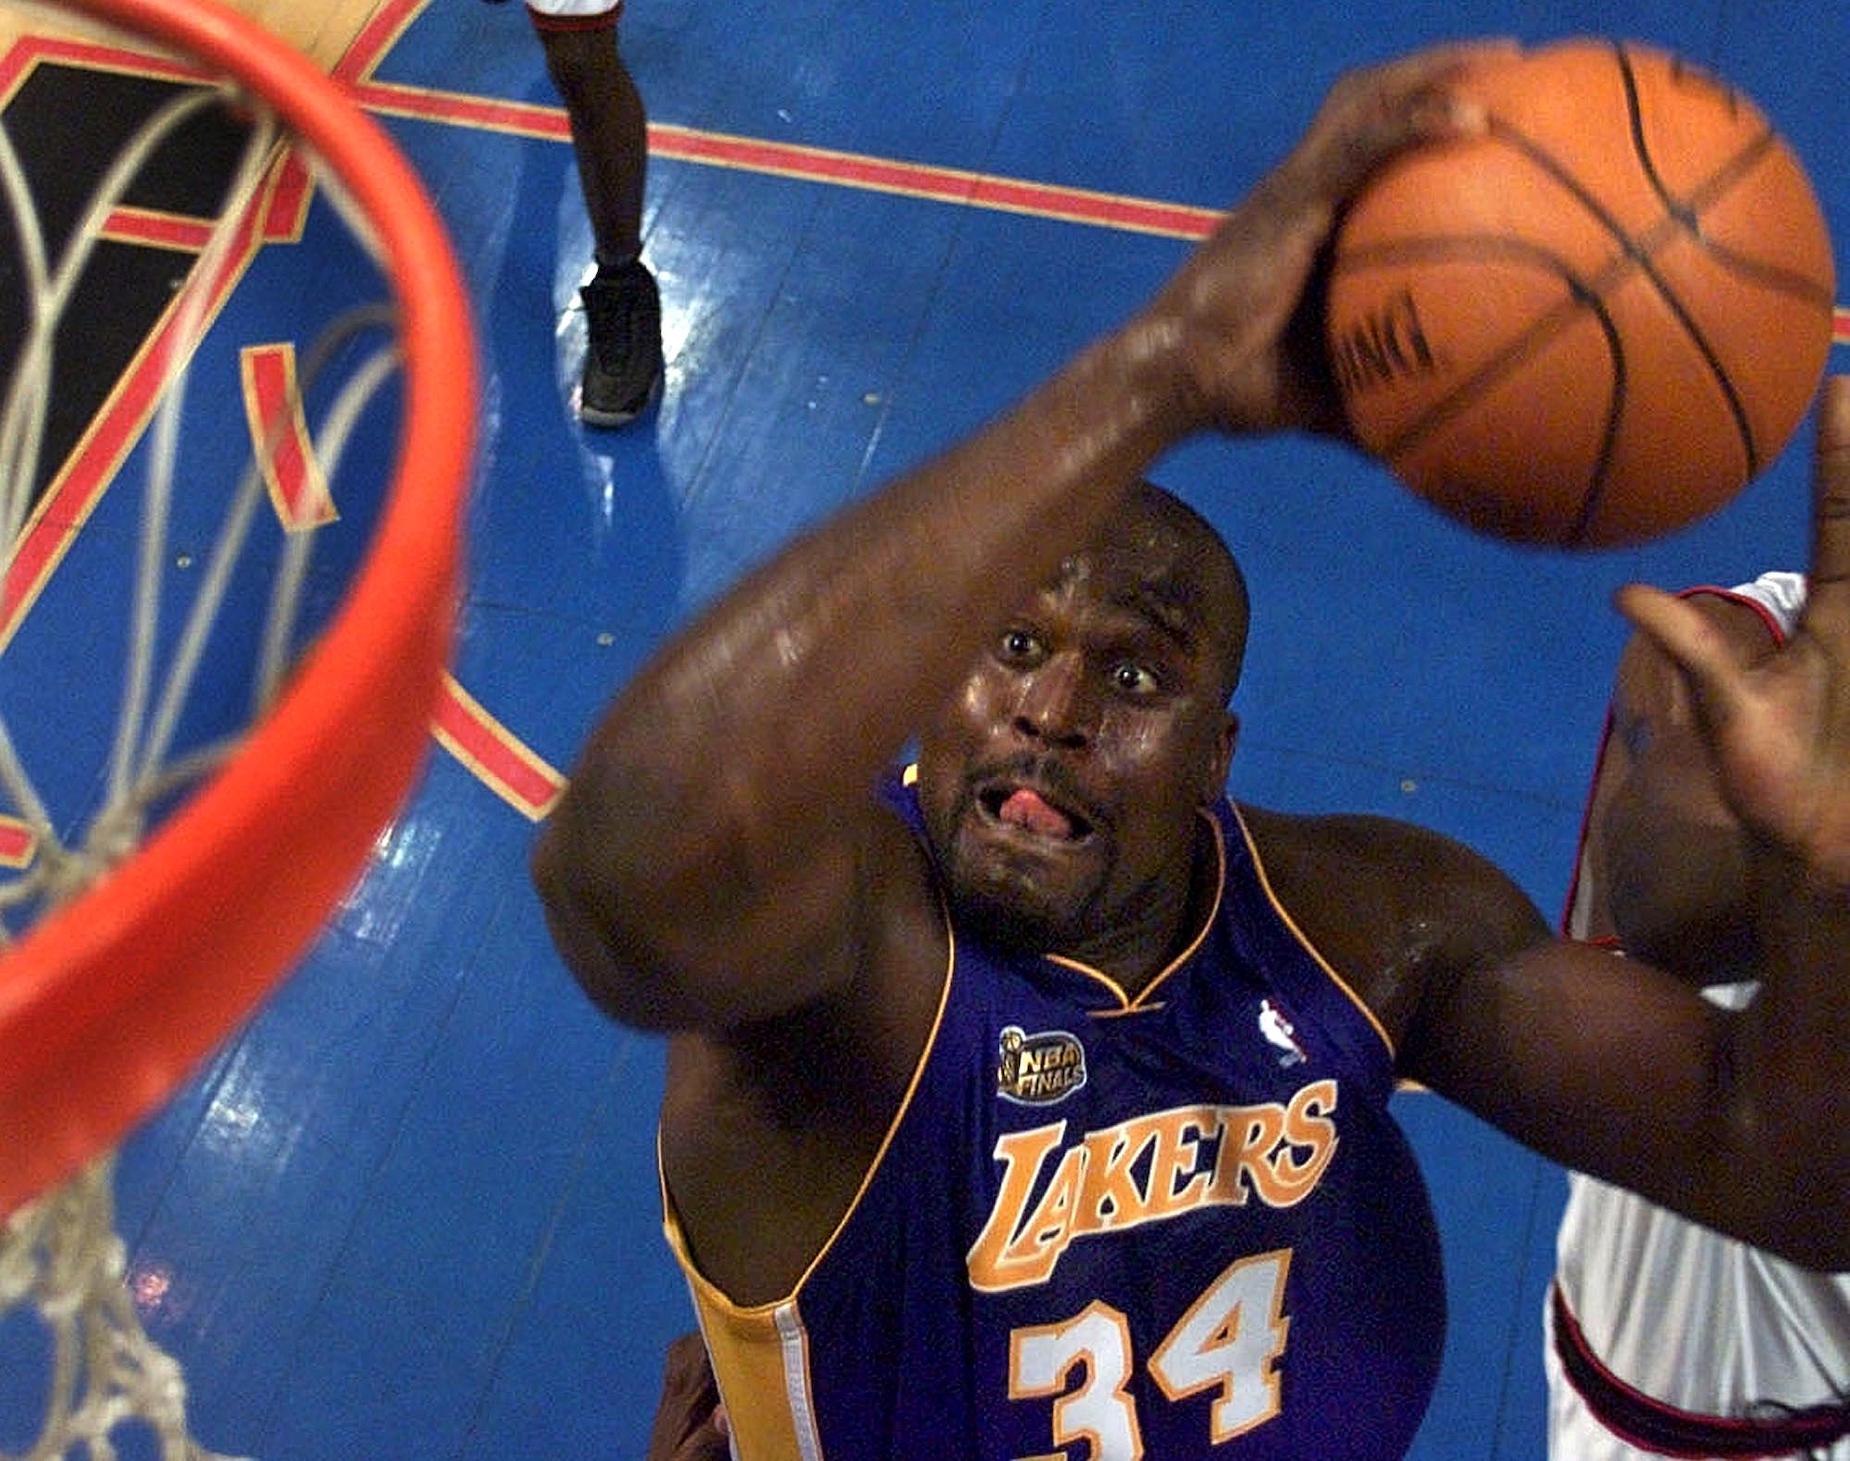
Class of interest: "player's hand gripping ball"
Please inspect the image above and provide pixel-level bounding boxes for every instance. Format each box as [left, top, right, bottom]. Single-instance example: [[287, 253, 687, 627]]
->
[[1327, 38, 1836, 548]]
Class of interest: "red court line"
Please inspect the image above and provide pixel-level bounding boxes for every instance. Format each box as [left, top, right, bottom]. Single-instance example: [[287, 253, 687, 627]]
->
[[21, 27, 1845, 290], [0, 174, 269, 650], [0, 817, 35, 870], [241, 344, 337, 532], [262, 153, 314, 241], [1836, 307, 1850, 345], [649, 124, 1223, 239], [431, 677, 566, 821], [10, 28, 1850, 268], [332, 0, 431, 84], [350, 79, 569, 138], [100, 206, 212, 251], [5, 33, 206, 86], [2, 37, 309, 248], [353, 79, 1225, 240]]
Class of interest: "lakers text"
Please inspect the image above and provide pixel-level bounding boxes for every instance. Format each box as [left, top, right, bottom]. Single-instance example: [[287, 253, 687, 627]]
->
[[967, 1080, 1340, 1291]]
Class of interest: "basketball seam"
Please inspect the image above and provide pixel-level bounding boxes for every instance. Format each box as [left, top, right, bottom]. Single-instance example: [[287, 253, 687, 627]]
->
[[1338, 191, 1805, 483], [1609, 57, 1831, 304], [1483, 111, 1763, 485], [1696, 237, 1837, 307], [1564, 304, 1627, 546], [1335, 238, 1620, 474], [1610, 42, 1763, 478], [1668, 123, 1832, 313], [1338, 241, 1628, 546], [1337, 57, 1812, 541], [1614, 40, 1693, 228], [1333, 162, 1697, 491]]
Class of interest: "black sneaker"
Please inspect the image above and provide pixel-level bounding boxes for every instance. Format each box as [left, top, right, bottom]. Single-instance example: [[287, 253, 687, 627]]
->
[[578, 259, 663, 427]]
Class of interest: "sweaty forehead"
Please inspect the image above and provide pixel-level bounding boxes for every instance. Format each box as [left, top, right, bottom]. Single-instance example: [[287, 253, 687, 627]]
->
[[1053, 545, 1206, 632], [1047, 488, 1250, 694], [1058, 499, 1230, 619]]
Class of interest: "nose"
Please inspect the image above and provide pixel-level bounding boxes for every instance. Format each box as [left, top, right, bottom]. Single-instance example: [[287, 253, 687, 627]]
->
[[1012, 652, 1092, 750]]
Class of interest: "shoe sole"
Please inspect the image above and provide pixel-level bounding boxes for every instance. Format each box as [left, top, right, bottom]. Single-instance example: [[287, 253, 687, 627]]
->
[[578, 362, 663, 428]]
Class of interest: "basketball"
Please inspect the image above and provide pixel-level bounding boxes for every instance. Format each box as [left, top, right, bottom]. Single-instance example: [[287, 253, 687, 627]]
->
[[1326, 39, 1836, 547]]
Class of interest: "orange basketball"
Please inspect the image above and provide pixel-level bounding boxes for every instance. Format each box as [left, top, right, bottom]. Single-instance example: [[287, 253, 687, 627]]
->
[[1327, 39, 1836, 547]]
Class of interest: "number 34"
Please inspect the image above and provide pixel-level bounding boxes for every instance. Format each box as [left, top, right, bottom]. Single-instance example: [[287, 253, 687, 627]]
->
[[1007, 1249, 1292, 1460]]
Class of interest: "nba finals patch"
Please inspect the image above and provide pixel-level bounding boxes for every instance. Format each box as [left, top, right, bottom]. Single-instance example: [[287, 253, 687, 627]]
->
[[997, 1024, 1087, 1106]]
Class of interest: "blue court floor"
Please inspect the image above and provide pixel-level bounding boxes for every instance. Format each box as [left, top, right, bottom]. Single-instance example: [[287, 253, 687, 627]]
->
[[3, 0, 1848, 1456]]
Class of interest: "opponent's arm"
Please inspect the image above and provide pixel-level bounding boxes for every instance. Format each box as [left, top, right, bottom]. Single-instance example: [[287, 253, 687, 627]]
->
[[532, 47, 1503, 1034], [1404, 381, 1850, 1271]]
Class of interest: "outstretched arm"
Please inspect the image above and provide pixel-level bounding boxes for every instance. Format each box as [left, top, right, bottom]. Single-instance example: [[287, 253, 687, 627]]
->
[[532, 46, 1504, 1035], [1615, 377, 1850, 1261]]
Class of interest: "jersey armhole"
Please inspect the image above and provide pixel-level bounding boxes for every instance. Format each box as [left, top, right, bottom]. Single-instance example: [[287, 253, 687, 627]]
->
[[658, 872, 959, 1320], [1225, 802, 1398, 1066]]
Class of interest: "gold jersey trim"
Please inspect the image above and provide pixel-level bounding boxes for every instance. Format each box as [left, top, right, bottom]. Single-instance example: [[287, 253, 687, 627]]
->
[[1225, 801, 1395, 1059], [660, 886, 956, 1456], [679, 1285, 824, 1461], [1042, 805, 1226, 1012]]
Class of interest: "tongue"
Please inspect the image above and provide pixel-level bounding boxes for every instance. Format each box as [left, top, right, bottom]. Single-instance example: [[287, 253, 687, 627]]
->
[[999, 788, 1075, 839]]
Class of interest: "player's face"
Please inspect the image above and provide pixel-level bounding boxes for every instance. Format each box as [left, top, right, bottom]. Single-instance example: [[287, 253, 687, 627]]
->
[[915, 518, 1239, 961]]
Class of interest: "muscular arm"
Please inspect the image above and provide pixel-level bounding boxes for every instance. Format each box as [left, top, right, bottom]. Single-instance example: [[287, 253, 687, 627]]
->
[[532, 328, 1200, 1033], [1244, 807, 1739, 1229], [531, 51, 1497, 1038], [1270, 653, 1849, 1271], [1591, 594, 1783, 974], [1405, 919, 1849, 1272]]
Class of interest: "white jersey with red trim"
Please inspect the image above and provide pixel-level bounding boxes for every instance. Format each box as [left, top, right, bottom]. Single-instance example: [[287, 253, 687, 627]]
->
[[525, 0, 622, 24], [1548, 572, 1850, 1459]]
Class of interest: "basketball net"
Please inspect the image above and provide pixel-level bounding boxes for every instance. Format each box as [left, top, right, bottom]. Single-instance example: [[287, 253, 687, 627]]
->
[[0, 1, 474, 1455]]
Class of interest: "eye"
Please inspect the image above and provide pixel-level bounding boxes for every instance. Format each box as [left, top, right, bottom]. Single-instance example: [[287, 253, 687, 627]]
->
[[1111, 661, 1160, 696], [999, 627, 1042, 662]]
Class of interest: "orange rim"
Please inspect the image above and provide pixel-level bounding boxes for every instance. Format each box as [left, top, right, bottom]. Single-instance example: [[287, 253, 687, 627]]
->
[[0, 0, 475, 1215]]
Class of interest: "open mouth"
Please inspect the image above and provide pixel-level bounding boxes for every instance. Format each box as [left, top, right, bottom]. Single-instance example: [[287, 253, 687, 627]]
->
[[977, 782, 1095, 843]]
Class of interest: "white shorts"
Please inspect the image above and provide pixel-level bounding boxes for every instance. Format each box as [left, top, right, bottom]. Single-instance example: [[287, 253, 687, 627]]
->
[[526, 0, 622, 25]]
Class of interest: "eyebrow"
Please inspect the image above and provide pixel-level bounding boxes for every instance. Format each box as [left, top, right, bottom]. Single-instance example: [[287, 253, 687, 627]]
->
[[1105, 585, 1202, 655]]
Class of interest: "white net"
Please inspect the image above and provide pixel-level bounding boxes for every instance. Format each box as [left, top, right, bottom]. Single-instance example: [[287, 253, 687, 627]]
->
[[0, 9, 416, 1457], [1, 1159, 235, 1461]]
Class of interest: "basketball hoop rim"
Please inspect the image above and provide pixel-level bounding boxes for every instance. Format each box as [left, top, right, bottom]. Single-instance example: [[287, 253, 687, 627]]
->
[[0, 0, 476, 1215]]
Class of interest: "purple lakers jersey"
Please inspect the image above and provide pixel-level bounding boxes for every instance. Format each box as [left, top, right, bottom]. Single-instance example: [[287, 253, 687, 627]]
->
[[663, 769, 1445, 1459]]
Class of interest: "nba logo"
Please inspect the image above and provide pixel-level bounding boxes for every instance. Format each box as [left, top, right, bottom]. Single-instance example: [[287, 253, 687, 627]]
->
[[1259, 998, 1308, 1067]]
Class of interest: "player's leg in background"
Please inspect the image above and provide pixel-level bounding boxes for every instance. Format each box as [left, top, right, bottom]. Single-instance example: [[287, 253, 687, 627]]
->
[[532, 1, 663, 426]]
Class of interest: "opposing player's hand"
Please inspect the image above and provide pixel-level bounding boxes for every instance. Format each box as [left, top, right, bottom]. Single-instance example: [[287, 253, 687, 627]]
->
[[1142, 41, 1513, 436], [644, 1332, 728, 1461], [1618, 376, 1850, 886]]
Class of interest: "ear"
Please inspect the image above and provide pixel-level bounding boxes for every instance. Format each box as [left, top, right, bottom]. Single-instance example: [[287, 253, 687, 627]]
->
[[1200, 711, 1239, 804]]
